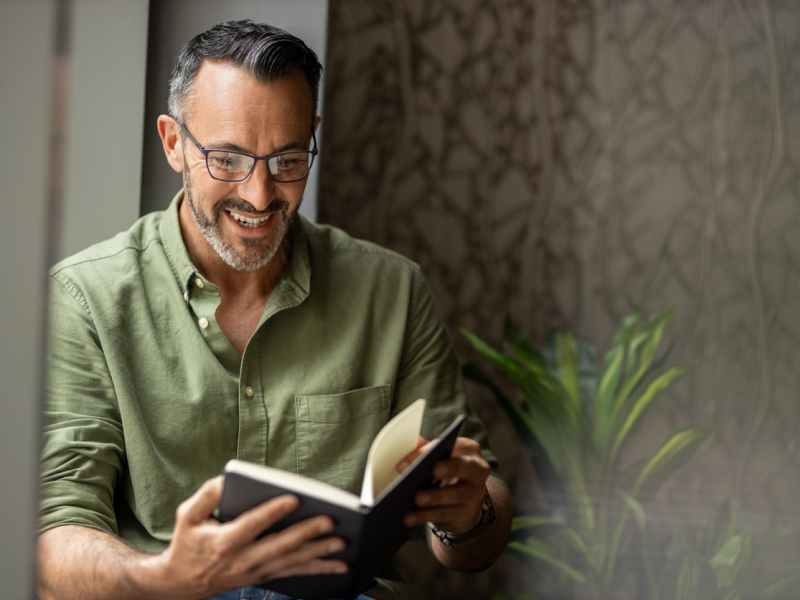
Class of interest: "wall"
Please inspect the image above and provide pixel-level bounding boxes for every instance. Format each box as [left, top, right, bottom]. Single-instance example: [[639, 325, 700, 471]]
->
[[320, 0, 800, 597], [0, 1, 57, 597], [57, 0, 149, 263], [140, 0, 329, 222]]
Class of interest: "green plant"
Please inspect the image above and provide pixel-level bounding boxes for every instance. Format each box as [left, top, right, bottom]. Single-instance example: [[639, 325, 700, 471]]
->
[[628, 495, 800, 600], [462, 306, 713, 598]]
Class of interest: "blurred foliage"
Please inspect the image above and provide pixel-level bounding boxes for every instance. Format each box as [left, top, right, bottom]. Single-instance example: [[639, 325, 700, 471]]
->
[[462, 307, 799, 599]]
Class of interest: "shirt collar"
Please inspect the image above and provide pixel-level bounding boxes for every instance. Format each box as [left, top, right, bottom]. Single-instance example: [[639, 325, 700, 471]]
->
[[159, 189, 198, 296], [158, 188, 312, 298]]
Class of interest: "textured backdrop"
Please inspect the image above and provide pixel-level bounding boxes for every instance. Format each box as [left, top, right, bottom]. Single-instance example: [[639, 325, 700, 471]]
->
[[320, 0, 800, 596]]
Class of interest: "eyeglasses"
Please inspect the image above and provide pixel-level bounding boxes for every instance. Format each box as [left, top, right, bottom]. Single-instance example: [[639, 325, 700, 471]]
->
[[176, 120, 318, 183]]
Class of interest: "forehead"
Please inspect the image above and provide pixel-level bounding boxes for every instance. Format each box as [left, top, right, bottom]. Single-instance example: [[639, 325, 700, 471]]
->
[[187, 61, 313, 139]]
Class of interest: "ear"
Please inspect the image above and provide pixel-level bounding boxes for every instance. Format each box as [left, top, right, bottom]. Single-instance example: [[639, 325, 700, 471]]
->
[[157, 115, 185, 174]]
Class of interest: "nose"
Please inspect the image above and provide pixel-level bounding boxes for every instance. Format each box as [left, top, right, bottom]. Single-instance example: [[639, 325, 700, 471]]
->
[[235, 158, 277, 211]]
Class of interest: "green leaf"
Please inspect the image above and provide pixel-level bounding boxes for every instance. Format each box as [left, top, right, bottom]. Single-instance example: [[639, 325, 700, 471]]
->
[[608, 364, 693, 465], [575, 335, 598, 420], [504, 318, 547, 373], [727, 532, 752, 586], [462, 329, 595, 531], [629, 426, 713, 499], [559, 526, 599, 575], [552, 329, 581, 408], [619, 490, 647, 530], [461, 361, 566, 509], [752, 567, 800, 599], [592, 311, 640, 458], [619, 490, 662, 600], [670, 507, 693, 554], [511, 516, 563, 533], [508, 518, 563, 541], [507, 538, 587, 583], [701, 497, 743, 556], [658, 551, 717, 600], [709, 534, 743, 587], [750, 527, 793, 570], [462, 329, 581, 439], [461, 362, 537, 450], [613, 306, 675, 418]]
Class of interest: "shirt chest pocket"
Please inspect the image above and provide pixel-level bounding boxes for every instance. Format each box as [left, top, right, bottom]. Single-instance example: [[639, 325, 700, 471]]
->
[[295, 384, 392, 494]]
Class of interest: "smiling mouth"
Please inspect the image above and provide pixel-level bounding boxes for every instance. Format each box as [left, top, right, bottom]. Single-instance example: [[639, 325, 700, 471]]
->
[[226, 210, 272, 229]]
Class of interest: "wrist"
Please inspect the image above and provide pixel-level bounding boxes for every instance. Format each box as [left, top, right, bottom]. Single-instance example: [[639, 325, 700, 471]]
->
[[443, 503, 484, 536], [132, 551, 183, 600], [429, 487, 497, 549]]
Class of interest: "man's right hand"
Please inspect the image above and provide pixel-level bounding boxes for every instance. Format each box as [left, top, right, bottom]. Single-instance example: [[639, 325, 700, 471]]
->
[[144, 476, 348, 598], [38, 476, 348, 600]]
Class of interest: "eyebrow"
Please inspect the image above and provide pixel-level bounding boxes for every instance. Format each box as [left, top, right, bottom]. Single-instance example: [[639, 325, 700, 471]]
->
[[204, 140, 308, 156]]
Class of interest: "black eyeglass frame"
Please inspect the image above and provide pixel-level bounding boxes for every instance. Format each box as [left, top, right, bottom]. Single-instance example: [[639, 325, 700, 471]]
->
[[176, 120, 318, 184]]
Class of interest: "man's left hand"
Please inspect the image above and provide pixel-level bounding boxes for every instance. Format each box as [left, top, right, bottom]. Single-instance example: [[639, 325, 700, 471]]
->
[[397, 436, 491, 535]]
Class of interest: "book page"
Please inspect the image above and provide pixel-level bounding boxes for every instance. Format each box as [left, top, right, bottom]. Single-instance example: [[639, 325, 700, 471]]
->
[[224, 460, 363, 511], [360, 399, 426, 505]]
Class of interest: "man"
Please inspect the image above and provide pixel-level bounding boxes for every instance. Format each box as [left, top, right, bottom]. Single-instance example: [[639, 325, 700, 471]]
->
[[38, 20, 510, 600]]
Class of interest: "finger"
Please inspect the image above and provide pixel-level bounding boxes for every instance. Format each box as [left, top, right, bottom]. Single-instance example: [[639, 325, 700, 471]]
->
[[251, 535, 348, 579], [176, 476, 224, 526], [219, 495, 302, 547], [396, 438, 434, 473], [237, 514, 336, 570], [404, 504, 480, 530], [433, 453, 490, 484], [449, 437, 482, 458], [415, 482, 483, 509], [261, 558, 349, 582]]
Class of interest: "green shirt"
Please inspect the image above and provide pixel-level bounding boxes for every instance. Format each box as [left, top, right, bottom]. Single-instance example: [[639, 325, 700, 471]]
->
[[41, 192, 496, 599]]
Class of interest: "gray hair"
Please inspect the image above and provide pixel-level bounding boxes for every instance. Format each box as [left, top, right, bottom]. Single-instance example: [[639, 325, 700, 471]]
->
[[167, 19, 322, 126]]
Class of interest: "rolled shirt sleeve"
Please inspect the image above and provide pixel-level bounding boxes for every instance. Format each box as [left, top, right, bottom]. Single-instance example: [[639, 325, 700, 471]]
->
[[40, 273, 125, 535]]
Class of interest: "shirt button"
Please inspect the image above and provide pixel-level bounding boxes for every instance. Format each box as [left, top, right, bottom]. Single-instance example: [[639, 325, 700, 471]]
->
[[183, 291, 189, 302], [195, 278, 205, 289], [245, 386, 255, 397], [198, 317, 209, 328]]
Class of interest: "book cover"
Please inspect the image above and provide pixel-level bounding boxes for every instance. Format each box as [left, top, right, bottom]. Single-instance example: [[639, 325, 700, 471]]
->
[[217, 401, 465, 599]]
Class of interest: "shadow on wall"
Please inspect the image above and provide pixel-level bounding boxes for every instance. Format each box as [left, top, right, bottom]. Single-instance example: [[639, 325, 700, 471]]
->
[[320, 0, 800, 598]]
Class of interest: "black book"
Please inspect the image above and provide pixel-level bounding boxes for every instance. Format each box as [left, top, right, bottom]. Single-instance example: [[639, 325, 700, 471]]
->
[[217, 400, 466, 600]]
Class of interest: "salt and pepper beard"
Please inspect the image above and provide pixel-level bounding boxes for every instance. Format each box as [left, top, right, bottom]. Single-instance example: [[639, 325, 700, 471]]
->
[[182, 154, 300, 271]]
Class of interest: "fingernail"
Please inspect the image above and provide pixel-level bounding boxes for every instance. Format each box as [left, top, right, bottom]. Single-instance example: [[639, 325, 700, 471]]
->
[[328, 539, 345, 552], [435, 465, 448, 477], [335, 565, 348, 574], [405, 514, 416, 526], [318, 519, 334, 533], [417, 492, 430, 505]]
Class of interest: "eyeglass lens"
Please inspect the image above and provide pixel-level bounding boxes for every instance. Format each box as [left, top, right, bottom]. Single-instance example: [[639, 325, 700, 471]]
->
[[206, 151, 313, 182]]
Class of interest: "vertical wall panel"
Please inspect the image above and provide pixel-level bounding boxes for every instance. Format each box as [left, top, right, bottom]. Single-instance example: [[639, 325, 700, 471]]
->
[[57, 0, 149, 263], [0, 1, 57, 597]]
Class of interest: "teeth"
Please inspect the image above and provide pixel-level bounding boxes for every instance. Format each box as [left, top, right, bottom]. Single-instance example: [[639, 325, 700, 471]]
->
[[229, 211, 270, 228]]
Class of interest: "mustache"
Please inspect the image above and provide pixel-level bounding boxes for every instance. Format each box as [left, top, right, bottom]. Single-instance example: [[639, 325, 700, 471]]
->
[[216, 197, 290, 216]]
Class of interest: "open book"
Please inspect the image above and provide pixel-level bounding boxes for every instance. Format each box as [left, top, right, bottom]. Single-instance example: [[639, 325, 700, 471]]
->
[[217, 399, 465, 600]]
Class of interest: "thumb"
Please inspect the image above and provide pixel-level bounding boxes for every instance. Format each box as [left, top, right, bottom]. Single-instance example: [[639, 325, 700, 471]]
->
[[177, 475, 224, 526]]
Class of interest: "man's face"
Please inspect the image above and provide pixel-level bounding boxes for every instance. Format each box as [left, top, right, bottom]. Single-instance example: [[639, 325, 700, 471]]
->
[[179, 62, 316, 271]]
